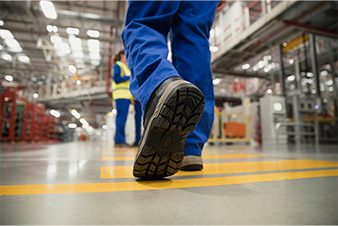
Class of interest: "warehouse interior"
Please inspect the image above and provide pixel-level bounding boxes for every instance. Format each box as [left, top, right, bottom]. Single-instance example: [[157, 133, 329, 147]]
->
[[1, 0, 337, 225]]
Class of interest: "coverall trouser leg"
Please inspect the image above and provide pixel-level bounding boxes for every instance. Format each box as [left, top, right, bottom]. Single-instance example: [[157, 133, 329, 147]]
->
[[114, 99, 130, 144], [134, 100, 142, 143], [122, 1, 218, 155]]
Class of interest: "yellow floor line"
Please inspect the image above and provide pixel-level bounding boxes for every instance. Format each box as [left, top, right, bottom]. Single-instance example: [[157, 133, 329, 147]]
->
[[101, 154, 263, 161], [101, 150, 220, 156], [100, 159, 338, 179], [1, 170, 337, 196]]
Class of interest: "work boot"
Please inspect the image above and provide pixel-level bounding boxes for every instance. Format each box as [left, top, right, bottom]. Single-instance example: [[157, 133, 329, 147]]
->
[[180, 155, 203, 171], [133, 77, 205, 178]]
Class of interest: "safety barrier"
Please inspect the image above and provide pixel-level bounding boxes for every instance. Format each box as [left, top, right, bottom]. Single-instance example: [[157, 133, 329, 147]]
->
[[275, 122, 319, 146]]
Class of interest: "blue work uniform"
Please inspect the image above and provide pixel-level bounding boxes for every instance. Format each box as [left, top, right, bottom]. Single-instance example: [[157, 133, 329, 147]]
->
[[112, 61, 142, 144], [121, 1, 218, 156]]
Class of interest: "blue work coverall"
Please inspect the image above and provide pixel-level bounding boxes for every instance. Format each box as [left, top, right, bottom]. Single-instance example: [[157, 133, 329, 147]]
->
[[121, 1, 218, 156]]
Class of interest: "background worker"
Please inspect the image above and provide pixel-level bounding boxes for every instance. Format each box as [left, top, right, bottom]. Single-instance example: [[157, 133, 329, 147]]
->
[[122, 1, 225, 177], [112, 50, 142, 147]]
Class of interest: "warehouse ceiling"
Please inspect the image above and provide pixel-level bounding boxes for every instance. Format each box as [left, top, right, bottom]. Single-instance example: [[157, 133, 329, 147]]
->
[[212, 0, 338, 79], [0, 1, 125, 83]]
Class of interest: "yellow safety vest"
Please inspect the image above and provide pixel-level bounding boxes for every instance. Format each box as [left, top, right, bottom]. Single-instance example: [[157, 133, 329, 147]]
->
[[112, 61, 133, 100]]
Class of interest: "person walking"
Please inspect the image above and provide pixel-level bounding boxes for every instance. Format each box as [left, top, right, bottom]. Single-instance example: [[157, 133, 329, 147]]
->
[[121, 1, 225, 177], [112, 50, 142, 147]]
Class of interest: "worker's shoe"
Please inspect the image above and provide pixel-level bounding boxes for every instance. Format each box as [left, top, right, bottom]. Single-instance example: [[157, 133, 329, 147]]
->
[[133, 77, 205, 178], [180, 155, 203, 171]]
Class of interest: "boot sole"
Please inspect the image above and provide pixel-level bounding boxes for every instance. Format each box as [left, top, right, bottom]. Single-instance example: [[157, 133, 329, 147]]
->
[[133, 80, 205, 178]]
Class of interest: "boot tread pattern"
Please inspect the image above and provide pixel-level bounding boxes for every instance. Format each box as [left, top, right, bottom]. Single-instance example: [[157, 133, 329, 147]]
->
[[133, 86, 205, 178]]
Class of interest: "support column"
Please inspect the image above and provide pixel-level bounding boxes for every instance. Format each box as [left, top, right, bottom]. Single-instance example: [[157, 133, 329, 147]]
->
[[261, 0, 267, 18], [310, 34, 321, 98], [327, 38, 338, 136], [47, 70, 52, 97], [309, 34, 320, 147], [278, 44, 286, 97]]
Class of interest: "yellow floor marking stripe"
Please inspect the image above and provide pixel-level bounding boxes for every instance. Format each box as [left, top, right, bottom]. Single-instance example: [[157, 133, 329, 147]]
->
[[1, 170, 337, 196], [101, 150, 219, 156], [100, 159, 338, 179], [101, 154, 262, 161]]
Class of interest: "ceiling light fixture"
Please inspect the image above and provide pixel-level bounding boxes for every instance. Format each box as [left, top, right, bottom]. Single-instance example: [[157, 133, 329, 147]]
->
[[0, 29, 14, 39], [50, 110, 60, 118], [66, 27, 80, 36], [71, 109, 81, 119], [33, 93, 39, 99], [18, 55, 30, 63], [46, 25, 58, 33], [5, 75, 13, 82], [4, 39, 22, 52], [87, 30, 100, 38], [287, 75, 295, 81], [68, 65, 76, 73], [2, 53, 12, 61], [213, 78, 220, 85], [40, 0, 57, 19], [68, 123, 77, 128]]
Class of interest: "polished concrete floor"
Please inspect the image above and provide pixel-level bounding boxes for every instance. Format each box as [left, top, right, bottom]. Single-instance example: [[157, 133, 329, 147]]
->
[[1, 141, 337, 225]]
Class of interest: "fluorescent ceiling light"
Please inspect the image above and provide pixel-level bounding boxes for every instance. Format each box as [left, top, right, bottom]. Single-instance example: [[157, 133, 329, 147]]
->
[[0, 29, 14, 39], [66, 27, 80, 36], [287, 75, 295, 81], [307, 72, 314, 77], [320, 71, 328, 76], [89, 52, 101, 60], [50, 110, 60, 118], [40, 1, 57, 19], [5, 75, 13, 82], [18, 55, 30, 63], [71, 109, 81, 119], [69, 37, 82, 49], [86, 30, 100, 38], [33, 93, 39, 99], [4, 39, 22, 52], [2, 53, 12, 61], [46, 25, 58, 33], [68, 65, 76, 73], [59, 43, 70, 54], [68, 123, 77, 128], [257, 60, 265, 69], [50, 35, 62, 45], [72, 51, 84, 58], [209, 46, 218, 53], [213, 78, 220, 85], [87, 39, 100, 52], [80, 118, 88, 125], [242, 64, 250, 70]]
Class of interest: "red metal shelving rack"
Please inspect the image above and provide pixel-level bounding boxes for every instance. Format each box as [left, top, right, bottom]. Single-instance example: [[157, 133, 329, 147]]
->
[[0, 88, 18, 142]]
